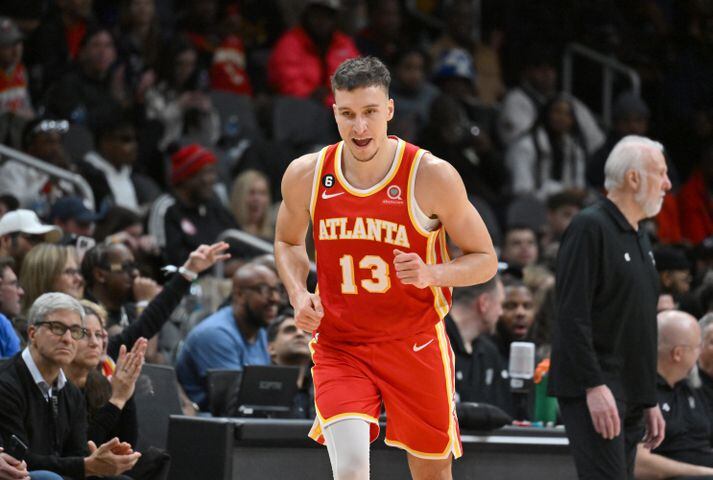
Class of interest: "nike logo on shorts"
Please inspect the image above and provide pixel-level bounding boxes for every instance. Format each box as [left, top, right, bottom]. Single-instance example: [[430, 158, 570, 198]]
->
[[322, 191, 344, 200], [412, 339, 434, 352]]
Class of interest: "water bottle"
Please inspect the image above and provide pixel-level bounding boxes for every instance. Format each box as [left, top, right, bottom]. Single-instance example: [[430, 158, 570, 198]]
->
[[533, 358, 558, 425]]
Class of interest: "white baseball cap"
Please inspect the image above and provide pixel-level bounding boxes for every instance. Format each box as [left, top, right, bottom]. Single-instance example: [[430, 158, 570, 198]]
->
[[0, 209, 62, 242]]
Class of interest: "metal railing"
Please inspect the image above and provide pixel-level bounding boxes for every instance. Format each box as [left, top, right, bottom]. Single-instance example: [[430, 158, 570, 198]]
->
[[562, 43, 641, 127], [0, 143, 95, 209]]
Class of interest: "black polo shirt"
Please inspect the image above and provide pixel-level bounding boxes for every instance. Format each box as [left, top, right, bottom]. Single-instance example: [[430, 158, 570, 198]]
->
[[653, 375, 713, 467], [548, 198, 660, 406], [445, 315, 512, 414]]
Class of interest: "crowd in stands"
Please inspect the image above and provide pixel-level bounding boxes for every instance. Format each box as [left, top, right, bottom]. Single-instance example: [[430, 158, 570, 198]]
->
[[1, 0, 713, 478]]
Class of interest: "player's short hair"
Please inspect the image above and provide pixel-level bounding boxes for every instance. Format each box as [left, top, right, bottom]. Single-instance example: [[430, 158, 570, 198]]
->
[[331, 56, 391, 93]]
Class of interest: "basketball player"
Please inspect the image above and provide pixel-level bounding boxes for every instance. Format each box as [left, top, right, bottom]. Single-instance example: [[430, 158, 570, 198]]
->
[[275, 57, 498, 480]]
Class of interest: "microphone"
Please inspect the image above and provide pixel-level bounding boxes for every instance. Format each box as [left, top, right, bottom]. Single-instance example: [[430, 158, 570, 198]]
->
[[508, 342, 535, 420]]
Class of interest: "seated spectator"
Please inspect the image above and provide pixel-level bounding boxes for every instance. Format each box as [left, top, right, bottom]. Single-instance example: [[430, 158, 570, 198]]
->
[[679, 142, 713, 245], [49, 196, 102, 239], [208, 4, 252, 96], [654, 247, 693, 309], [354, 0, 403, 67], [492, 281, 537, 365], [80, 242, 159, 334], [506, 94, 588, 198], [497, 44, 604, 154], [0, 292, 141, 478], [65, 300, 147, 449], [388, 47, 439, 141], [0, 118, 76, 209], [0, 17, 33, 118], [0, 209, 61, 270], [148, 144, 238, 267], [20, 244, 83, 313], [500, 225, 539, 270], [445, 276, 511, 413], [229, 170, 275, 241], [268, 0, 359, 107], [44, 26, 125, 129], [176, 262, 281, 409], [540, 189, 586, 264], [144, 37, 220, 150], [0, 256, 21, 357], [429, 0, 505, 106], [634, 310, 713, 478], [78, 114, 161, 213]]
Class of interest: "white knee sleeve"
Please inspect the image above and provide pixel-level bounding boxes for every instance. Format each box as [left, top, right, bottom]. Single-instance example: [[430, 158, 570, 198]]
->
[[323, 418, 371, 480]]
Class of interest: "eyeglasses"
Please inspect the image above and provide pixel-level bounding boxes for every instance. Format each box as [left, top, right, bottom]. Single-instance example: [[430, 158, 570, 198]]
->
[[62, 268, 82, 277], [102, 261, 138, 273], [84, 329, 108, 342], [243, 284, 285, 297], [35, 321, 87, 340], [14, 233, 44, 245]]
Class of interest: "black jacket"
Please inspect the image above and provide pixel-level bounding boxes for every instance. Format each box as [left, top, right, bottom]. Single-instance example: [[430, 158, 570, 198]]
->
[[0, 354, 88, 479]]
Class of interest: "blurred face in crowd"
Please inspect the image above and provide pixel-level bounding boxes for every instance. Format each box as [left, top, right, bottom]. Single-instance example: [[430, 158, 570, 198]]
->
[[26, 131, 69, 168], [0, 41, 22, 70], [233, 266, 282, 329], [547, 99, 574, 135], [615, 113, 648, 137], [303, 5, 337, 45], [72, 313, 106, 369], [500, 285, 535, 340], [370, 0, 401, 40], [661, 269, 692, 296], [699, 323, 713, 376], [0, 265, 23, 317], [502, 228, 538, 268], [2, 232, 43, 267], [547, 204, 580, 238], [56, 217, 95, 238], [28, 308, 83, 367], [129, 0, 156, 26], [80, 30, 116, 77], [100, 125, 138, 168], [525, 64, 557, 96], [59, 0, 93, 18], [182, 164, 218, 204], [246, 175, 270, 223], [635, 149, 671, 219], [447, 0, 475, 46], [174, 48, 197, 88], [395, 51, 426, 93], [96, 244, 138, 301], [334, 85, 394, 164], [478, 280, 505, 335], [269, 316, 310, 365], [53, 254, 84, 299]]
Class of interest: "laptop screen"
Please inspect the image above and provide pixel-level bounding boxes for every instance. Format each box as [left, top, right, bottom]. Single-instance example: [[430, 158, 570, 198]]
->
[[236, 365, 300, 414]]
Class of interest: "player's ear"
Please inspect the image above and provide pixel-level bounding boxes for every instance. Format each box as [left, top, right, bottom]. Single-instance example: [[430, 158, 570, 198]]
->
[[387, 98, 394, 121]]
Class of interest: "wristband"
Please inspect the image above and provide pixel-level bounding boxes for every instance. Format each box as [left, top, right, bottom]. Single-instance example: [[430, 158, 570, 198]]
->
[[178, 266, 198, 281]]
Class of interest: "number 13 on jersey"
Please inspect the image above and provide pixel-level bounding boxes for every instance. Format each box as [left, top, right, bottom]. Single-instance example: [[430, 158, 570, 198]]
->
[[339, 254, 390, 294]]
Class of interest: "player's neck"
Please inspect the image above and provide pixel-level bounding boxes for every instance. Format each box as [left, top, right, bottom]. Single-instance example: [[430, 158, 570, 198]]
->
[[341, 137, 397, 189]]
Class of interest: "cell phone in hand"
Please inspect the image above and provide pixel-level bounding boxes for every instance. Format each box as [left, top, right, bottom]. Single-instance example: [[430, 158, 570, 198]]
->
[[6, 434, 28, 461]]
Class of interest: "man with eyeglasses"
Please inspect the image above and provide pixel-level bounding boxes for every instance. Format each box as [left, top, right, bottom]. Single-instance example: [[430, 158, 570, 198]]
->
[[0, 209, 61, 270], [0, 256, 22, 358], [176, 262, 282, 410], [634, 310, 713, 478], [0, 292, 141, 479]]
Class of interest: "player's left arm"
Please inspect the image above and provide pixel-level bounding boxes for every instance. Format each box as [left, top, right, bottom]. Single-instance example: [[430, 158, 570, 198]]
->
[[393, 154, 498, 288]]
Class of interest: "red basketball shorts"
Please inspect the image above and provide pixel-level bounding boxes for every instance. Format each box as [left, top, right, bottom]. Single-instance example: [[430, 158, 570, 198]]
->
[[308, 321, 463, 460]]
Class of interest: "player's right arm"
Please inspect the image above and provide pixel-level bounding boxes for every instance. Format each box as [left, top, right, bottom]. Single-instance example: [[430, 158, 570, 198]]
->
[[274, 153, 324, 332]]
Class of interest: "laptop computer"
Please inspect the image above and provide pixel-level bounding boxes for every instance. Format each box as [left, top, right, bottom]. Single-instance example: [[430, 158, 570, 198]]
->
[[234, 365, 300, 416]]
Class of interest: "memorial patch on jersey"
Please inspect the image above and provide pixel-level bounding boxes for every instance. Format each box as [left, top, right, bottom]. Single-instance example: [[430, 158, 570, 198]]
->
[[322, 174, 335, 188], [318, 216, 410, 248]]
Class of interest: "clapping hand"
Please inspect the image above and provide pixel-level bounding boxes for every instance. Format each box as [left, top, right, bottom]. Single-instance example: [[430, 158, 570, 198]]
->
[[110, 338, 148, 409]]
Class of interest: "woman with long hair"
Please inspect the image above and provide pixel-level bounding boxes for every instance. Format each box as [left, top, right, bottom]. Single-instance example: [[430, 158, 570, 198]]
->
[[229, 169, 276, 240], [20, 244, 84, 312]]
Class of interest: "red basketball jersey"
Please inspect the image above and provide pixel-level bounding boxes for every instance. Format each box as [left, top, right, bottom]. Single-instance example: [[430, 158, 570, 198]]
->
[[310, 137, 452, 343]]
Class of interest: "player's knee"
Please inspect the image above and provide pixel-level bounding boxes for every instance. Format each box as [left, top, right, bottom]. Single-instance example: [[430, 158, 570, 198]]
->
[[333, 450, 369, 480]]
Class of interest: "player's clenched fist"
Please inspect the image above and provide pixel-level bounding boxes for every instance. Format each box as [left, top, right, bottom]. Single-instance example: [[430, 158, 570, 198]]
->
[[293, 290, 324, 332], [393, 249, 432, 289]]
